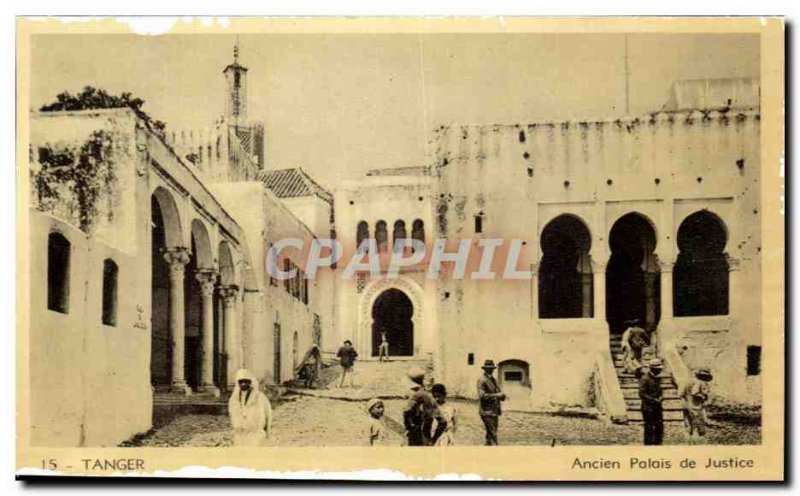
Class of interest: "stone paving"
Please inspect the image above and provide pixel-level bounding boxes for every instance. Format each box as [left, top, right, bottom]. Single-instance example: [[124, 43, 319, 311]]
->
[[286, 358, 433, 401], [122, 356, 760, 448], [124, 395, 761, 447]]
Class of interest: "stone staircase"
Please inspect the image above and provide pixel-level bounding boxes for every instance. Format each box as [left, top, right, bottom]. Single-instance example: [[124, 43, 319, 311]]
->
[[152, 386, 228, 422], [610, 334, 684, 423]]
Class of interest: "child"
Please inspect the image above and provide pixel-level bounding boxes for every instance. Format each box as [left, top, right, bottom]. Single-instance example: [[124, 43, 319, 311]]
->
[[682, 367, 713, 443], [365, 398, 387, 446], [431, 383, 457, 446]]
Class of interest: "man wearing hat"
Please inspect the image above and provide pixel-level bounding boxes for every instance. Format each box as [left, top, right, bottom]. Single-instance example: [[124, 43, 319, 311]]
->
[[402, 367, 438, 446], [477, 359, 506, 446], [638, 358, 664, 445], [682, 367, 713, 442]]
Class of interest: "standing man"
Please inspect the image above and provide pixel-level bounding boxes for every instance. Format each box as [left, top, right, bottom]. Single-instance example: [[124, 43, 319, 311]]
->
[[402, 367, 438, 446], [336, 339, 358, 388], [378, 329, 390, 362], [639, 358, 665, 445], [477, 359, 506, 446], [228, 369, 273, 446], [682, 367, 713, 443]]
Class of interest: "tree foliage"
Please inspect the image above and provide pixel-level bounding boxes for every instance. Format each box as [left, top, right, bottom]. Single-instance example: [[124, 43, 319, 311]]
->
[[40, 86, 166, 135]]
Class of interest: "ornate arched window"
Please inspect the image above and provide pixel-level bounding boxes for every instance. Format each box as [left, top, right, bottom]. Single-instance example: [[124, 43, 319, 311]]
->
[[356, 221, 369, 253], [674, 211, 729, 316], [539, 215, 592, 319], [393, 220, 407, 253], [375, 220, 388, 253]]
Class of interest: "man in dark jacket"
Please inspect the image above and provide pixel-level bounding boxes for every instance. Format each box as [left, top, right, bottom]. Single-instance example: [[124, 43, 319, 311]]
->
[[477, 359, 506, 446], [402, 367, 438, 446], [639, 358, 664, 445], [336, 340, 358, 388]]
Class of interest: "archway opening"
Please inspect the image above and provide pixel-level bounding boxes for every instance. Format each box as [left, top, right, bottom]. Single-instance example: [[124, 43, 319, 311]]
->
[[539, 215, 592, 318], [217, 242, 235, 388], [371, 288, 414, 357], [606, 213, 660, 333], [150, 196, 171, 388], [184, 237, 202, 390], [674, 211, 729, 316]]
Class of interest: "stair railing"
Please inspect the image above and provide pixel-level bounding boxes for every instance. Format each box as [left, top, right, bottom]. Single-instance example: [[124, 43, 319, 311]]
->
[[591, 350, 629, 424], [661, 343, 691, 394]]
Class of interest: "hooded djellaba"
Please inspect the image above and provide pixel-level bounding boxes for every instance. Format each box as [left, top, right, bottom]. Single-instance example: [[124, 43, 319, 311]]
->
[[228, 369, 273, 446]]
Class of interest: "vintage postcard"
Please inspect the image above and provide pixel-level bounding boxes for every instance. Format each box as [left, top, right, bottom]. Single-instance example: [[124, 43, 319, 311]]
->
[[15, 17, 784, 480]]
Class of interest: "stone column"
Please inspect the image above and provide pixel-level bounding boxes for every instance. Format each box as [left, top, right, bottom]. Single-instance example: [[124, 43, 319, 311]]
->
[[164, 247, 192, 396], [644, 271, 658, 331], [658, 261, 676, 348], [578, 253, 593, 318], [530, 263, 539, 320], [592, 261, 607, 325], [219, 285, 240, 388], [196, 270, 220, 397], [726, 255, 741, 318]]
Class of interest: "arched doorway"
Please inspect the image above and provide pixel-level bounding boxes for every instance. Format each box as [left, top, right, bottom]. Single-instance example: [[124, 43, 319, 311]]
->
[[371, 288, 414, 357], [606, 213, 660, 333], [217, 241, 235, 388], [539, 215, 593, 318], [150, 188, 183, 389], [674, 211, 729, 316]]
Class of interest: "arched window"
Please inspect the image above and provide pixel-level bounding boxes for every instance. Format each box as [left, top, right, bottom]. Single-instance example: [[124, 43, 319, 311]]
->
[[412, 219, 425, 244], [47, 232, 71, 314], [356, 221, 369, 253], [393, 220, 407, 253], [375, 220, 388, 253], [539, 215, 592, 319], [102, 259, 119, 326], [674, 211, 729, 316]]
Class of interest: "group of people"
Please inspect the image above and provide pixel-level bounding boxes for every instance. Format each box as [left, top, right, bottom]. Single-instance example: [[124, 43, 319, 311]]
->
[[226, 327, 714, 447], [365, 358, 506, 447], [622, 320, 715, 445]]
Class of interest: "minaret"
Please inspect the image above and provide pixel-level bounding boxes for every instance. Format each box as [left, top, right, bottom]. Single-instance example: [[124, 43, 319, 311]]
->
[[223, 39, 248, 122]]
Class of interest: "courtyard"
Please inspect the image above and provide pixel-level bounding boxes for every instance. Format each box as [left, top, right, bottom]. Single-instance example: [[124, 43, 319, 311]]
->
[[122, 395, 760, 448]]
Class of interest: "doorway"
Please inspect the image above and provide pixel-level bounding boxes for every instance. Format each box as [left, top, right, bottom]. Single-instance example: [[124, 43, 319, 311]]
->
[[371, 288, 414, 357]]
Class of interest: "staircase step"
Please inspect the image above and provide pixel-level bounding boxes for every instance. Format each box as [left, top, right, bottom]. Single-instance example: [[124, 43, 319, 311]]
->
[[619, 378, 676, 387], [625, 398, 684, 410], [622, 388, 680, 399], [626, 409, 685, 423]]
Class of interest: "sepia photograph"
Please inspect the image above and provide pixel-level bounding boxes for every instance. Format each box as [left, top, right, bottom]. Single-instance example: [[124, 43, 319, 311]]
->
[[15, 16, 784, 480]]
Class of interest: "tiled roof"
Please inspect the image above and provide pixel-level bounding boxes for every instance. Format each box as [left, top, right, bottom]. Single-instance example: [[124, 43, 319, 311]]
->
[[257, 168, 333, 204]]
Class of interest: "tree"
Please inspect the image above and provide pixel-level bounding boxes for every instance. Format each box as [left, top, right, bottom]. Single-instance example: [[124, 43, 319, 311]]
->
[[40, 86, 166, 136]]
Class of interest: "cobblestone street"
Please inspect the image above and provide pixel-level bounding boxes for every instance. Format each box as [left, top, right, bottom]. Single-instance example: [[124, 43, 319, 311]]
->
[[126, 394, 760, 448]]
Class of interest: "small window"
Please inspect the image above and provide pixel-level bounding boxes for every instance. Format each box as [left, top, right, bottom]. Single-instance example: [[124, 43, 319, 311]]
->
[[102, 259, 119, 326], [504, 371, 524, 382], [747, 346, 761, 376], [467, 353, 475, 365], [47, 232, 71, 314], [474, 215, 483, 234]]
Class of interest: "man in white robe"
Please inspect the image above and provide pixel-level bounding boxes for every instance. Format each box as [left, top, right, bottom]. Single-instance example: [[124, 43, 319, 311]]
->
[[228, 369, 273, 446]]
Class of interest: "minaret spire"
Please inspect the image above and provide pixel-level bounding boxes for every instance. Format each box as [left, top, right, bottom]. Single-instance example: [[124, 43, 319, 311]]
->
[[223, 37, 248, 121]]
